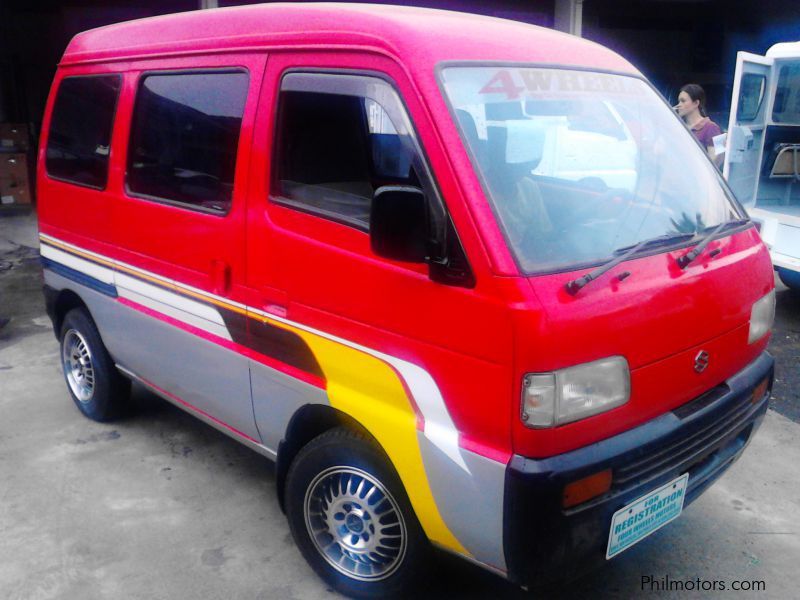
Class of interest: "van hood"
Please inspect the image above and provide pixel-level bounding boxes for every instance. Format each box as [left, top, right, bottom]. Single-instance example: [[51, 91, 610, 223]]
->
[[525, 226, 773, 372], [511, 226, 774, 457]]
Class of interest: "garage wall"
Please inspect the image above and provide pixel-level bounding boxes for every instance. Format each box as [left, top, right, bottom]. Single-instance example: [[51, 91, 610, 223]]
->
[[0, 1, 197, 136]]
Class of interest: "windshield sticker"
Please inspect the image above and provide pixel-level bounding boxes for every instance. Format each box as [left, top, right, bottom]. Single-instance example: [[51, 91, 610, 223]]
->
[[478, 69, 637, 100]]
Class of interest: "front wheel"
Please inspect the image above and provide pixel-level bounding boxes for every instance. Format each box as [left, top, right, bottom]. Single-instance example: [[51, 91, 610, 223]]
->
[[285, 427, 430, 599]]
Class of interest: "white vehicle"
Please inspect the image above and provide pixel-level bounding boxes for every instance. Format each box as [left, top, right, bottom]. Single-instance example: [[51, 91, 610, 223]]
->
[[725, 42, 800, 288], [530, 102, 638, 191]]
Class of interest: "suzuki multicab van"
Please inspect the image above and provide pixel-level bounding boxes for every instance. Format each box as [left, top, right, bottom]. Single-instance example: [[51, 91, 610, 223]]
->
[[38, 4, 775, 597]]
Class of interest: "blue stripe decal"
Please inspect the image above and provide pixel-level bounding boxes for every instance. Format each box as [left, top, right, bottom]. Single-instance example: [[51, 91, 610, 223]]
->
[[41, 257, 118, 298]]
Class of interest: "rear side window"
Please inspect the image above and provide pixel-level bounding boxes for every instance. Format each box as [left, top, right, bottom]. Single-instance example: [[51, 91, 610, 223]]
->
[[46, 75, 121, 189], [272, 73, 423, 230], [127, 71, 249, 214], [773, 62, 800, 124]]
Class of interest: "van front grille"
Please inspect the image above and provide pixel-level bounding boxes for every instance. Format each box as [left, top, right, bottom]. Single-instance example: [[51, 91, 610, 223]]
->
[[613, 388, 755, 489]]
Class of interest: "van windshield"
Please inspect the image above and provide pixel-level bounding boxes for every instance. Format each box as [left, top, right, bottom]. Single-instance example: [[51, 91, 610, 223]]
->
[[440, 66, 743, 274]]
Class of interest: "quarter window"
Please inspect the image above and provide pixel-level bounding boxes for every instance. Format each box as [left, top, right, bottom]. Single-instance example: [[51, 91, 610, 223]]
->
[[46, 75, 121, 189], [271, 73, 424, 230], [127, 71, 249, 213]]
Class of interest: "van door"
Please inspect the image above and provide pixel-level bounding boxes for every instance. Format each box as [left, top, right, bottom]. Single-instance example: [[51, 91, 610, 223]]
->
[[724, 52, 774, 207], [108, 54, 266, 441], [243, 53, 512, 452], [243, 52, 513, 568]]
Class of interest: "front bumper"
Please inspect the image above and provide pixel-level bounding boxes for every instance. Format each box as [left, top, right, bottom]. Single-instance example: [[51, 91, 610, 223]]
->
[[504, 351, 773, 587]]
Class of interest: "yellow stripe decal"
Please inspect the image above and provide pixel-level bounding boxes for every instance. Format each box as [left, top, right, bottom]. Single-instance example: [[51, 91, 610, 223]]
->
[[42, 237, 116, 269], [252, 313, 468, 555], [115, 263, 250, 318]]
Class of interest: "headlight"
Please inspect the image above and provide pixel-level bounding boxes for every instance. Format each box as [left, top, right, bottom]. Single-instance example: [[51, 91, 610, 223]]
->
[[521, 356, 630, 428], [748, 290, 775, 344]]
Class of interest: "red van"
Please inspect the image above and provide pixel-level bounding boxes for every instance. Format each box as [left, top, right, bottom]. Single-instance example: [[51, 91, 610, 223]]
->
[[38, 4, 775, 598]]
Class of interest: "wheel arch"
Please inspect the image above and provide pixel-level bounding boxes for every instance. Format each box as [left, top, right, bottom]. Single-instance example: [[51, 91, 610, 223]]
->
[[51, 288, 90, 338], [275, 403, 382, 513]]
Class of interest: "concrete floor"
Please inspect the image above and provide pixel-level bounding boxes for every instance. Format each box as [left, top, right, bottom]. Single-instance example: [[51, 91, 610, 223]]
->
[[1, 211, 798, 599]]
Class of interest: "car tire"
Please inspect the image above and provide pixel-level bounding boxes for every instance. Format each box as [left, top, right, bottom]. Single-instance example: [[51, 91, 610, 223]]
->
[[59, 308, 130, 421], [285, 427, 430, 599]]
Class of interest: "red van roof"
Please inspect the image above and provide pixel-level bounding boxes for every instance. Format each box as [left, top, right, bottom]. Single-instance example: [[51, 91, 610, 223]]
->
[[61, 2, 637, 74]]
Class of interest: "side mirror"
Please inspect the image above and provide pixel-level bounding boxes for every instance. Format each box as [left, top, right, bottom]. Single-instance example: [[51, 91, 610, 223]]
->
[[370, 185, 428, 263]]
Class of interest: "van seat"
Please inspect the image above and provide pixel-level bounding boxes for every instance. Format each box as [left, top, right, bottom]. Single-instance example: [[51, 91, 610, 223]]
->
[[768, 144, 800, 179]]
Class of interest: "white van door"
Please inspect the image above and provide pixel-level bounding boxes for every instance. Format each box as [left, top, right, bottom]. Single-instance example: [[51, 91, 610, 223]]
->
[[724, 52, 774, 208]]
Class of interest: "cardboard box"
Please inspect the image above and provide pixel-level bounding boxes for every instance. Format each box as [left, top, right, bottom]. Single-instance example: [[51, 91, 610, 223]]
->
[[0, 153, 28, 182], [0, 176, 31, 205], [0, 123, 29, 150], [0, 190, 30, 205]]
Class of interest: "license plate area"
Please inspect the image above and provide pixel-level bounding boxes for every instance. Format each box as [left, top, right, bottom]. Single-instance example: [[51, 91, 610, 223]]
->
[[606, 473, 689, 559]]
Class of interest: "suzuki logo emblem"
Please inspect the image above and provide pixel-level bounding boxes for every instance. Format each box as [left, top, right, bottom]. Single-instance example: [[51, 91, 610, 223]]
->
[[694, 351, 710, 373]]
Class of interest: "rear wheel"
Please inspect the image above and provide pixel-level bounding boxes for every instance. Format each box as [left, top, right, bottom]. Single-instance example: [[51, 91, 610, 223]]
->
[[285, 427, 430, 598], [59, 308, 130, 421]]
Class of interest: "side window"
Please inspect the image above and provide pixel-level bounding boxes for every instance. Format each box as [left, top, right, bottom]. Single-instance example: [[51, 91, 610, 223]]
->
[[127, 71, 249, 214], [271, 73, 422, 230], [45, 75, 121, 189]]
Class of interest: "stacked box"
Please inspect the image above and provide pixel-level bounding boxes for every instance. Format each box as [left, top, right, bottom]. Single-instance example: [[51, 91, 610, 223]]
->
[[0, 123, 29, 151], [0, 153, 30, 205]]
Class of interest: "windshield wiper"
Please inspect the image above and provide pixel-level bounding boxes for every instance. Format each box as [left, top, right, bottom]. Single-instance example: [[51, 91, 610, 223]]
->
[[566, 232, 697, 295], [676, 218, 751, 269]]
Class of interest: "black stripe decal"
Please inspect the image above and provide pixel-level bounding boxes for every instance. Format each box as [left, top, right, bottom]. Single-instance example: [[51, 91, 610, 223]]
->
[[220, 307, 325, 381], [219, 307, 249, 346]]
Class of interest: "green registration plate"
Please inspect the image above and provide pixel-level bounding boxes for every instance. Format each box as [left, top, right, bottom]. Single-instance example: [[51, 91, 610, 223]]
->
[[606, 473, 689, 559]]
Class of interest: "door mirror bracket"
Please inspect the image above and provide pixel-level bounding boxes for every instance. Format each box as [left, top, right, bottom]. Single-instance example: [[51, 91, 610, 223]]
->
[[370, 186, 475, 287]]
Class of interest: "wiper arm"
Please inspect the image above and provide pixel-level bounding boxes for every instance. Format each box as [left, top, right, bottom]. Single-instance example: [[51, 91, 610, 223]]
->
[[676, 218, 751, 269], [566, 232, 696, 295]]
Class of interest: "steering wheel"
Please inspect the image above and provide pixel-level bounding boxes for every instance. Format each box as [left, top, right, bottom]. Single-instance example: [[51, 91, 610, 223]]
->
[[560, 188, 650, 260]]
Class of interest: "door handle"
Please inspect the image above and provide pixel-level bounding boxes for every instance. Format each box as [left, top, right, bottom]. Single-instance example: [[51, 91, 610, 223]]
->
[[210, 259, 231, 295]]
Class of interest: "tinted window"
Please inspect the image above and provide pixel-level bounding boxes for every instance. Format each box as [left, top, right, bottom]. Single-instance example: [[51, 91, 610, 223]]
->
[[46, 75, 121, 189], [773, 63, 800, 124], [737, 73, 766, 121], [127, 71, 249, 213], [272, 76, 420, 230]]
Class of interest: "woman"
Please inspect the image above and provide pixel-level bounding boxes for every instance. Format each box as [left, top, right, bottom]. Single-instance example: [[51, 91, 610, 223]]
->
[[676, 83, 722, 166]]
